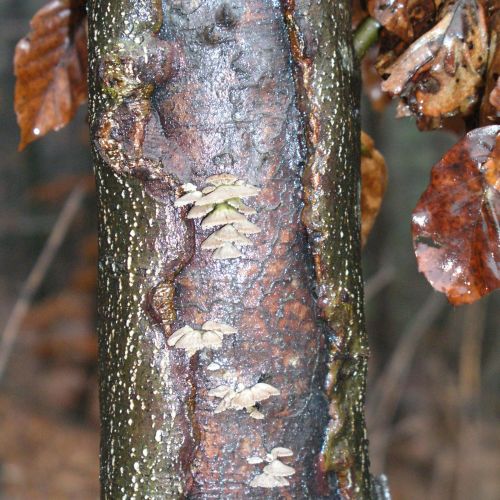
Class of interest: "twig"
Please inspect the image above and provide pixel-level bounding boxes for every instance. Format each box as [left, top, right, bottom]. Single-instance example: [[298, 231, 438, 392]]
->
[[353, 16, 381, 60], [0, 184, 86, 380], [455, 300, 487, 500], [368, 292, 448, 469]]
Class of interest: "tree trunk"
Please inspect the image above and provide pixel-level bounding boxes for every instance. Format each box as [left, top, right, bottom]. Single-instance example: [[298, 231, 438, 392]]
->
[[88, 0, 373, 498]]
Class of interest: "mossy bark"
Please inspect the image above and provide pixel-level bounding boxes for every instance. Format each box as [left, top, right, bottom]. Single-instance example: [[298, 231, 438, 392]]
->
[[88, 0, 373, 498]]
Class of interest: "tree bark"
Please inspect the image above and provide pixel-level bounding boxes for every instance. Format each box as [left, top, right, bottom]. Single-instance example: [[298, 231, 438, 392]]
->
[[88, 0, 372, 498]]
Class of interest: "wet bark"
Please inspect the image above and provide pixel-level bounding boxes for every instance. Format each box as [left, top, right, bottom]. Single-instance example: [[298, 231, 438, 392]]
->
[[88, 0, 372, 498]]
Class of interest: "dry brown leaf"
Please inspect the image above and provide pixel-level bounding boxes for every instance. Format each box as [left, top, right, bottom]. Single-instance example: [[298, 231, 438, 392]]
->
[[368, 0, 437, 42], [14, 0, 88, 150], [361, 131, 388, 246], [412, 125, 500, 305], [479, 8, 500, 125], [380, 0, 488, 130]]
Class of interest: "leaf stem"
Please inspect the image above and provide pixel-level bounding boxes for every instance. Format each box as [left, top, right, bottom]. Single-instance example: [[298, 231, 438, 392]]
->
[[353, 16, 381, 60]]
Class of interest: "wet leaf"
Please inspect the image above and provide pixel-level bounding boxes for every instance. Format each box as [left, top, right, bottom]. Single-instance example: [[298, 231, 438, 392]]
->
[[361, 132, 388, 246], [412, 125, 500, 305], [479, 9, 500, 125], [14, 0, 88, 150], [380, 0, 488, 130], [368, 0, 437, 42]]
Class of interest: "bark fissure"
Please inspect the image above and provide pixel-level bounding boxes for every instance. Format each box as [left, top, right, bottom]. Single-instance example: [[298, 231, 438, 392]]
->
[[281, 0, 371, 497]]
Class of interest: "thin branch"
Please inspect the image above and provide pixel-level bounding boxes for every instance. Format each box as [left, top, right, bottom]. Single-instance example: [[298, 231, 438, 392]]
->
[[0, 183, 86, 380], [368, 292, 448, 469], [353, 16, 381, 60]]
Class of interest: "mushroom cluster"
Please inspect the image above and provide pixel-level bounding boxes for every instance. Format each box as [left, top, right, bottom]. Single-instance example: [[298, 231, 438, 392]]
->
[[248, 447, 296, 488], [175, 174, 261, 260], [167, 321, 237, 357], [208, 382, 280, 419]]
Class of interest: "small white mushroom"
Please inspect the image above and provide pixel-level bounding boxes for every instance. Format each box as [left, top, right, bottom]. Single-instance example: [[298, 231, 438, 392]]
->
[[207, 362, 221, 371], [187, 204, 215, 219], [232, 219, 262, 235], [201, 330, 223, 349], [208, 385, 233, 399], [181, 182, 197, 193], [167, 326, 196, 346], [174, 329, 203, 356], [263, 460, 296, 477], [195, 184, 260, 206], [248, 408, 264, 420], [231, 389, 255, 410], [168, 320, 236, 356], [250, 474, 289, 488], [209, 382, 280, 415], [247, 456, 264, 464], [226, 198, 256, 215], [212, 242, 243, 260], [206, 173, 239, 186], [201, 225, 253, 250], [250, 383, 280, 401], [174, 190, 202, 207], [270, 448, 294, 460], [201, 321, 237, 335], [201, 204, 248, 228]]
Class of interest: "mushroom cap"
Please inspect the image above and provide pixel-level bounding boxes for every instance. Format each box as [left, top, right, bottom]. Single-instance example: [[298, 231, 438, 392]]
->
[[201, 205, 248, 228], [201, 330, 224, 349], [250, 383, 280, 401], [247, 456, 264, 465], [202, 185, 216, 194], [201, 321, 237, 335], [232, 219, 261, 234], [167, 326, 196, 346], [201, 225, 253, 250], [196, 184, 260, 206], [174, 190, 202, 207], [226, 198, 256, 215], [206, 173, 238, 186], [180, 183, 198, 193], [208, 385, 233, 399], [206, 362, 221, 371], [212, 242, 243, 260], [174, 330, 203, 354], [249, 408, 265, 420], [250, 474, 289, 488], [231, 388, 255, 409], [263, 460, 296, 477], [270, 447, 294, 459], [187, 204, 215, 219]]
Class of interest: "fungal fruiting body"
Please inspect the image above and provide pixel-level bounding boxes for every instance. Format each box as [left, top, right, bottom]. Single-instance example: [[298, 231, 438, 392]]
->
[[208, 382, 280, 419], [248, 447, 296, 488], [174, 175, 261, 259], [167, 321, 236, 357]]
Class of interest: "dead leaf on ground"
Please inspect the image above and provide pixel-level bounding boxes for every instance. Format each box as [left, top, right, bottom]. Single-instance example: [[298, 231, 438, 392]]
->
[[14, 0, 88, 150], [361, 131, 388, 246], [380, 0, 488, 130], [412, 125, 500, 305]]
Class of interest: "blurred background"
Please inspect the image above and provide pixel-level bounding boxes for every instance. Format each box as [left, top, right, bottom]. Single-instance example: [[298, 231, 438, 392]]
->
[[0, 1, 498, 498]]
